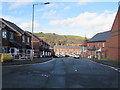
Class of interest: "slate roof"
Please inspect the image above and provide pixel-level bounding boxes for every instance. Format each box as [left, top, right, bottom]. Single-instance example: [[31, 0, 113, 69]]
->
[[0, 18, 24, 34], [87, 31, 111, 43], [55, 45, 82, 49], [26, 31, 41, 41], [9, 40, 22, 48], [0, 18, 32, 37]]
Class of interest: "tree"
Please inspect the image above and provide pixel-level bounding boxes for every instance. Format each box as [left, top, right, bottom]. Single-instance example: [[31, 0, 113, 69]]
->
[[56, 40, 61, 45], [53, 33, 56, 35], [39, 32, 43, 34]]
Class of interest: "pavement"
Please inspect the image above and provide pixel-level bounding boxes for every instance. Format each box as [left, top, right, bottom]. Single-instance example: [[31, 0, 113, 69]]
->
[[88, 58, 120, 70], [1, 57, 53, 66], [2, 57, 119, 88]]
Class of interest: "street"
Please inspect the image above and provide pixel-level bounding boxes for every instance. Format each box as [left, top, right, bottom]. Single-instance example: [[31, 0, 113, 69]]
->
[[2, 57, 119, 88]]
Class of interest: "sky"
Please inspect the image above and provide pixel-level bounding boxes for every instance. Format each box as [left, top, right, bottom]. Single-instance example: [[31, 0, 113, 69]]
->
[[0, 0, 119, 38]]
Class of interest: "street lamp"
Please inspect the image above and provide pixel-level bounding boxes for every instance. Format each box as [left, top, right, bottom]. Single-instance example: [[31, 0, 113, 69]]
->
[[31, 2, 50, 60]]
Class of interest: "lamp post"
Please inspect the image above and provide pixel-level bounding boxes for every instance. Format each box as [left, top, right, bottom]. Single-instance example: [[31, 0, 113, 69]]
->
[[31, 2, 50, 60]]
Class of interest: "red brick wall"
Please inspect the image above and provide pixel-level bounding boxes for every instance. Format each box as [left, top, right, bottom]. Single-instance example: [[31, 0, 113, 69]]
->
[[55, 48, 82, 55], [31, 37, 40, 57], [2, 29, 9, 47], [87, 42, 108, 58], [55, 45, 82, 55], [107, 7, 120, 61]]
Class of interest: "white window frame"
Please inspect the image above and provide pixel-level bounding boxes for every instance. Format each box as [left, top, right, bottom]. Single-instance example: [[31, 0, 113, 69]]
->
[[2, 30, 7, 39], [103, 43, 105, 48]]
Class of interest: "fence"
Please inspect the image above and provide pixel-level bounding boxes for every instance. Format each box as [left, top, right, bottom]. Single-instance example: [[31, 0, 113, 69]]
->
[[13, 53, 33, 60]]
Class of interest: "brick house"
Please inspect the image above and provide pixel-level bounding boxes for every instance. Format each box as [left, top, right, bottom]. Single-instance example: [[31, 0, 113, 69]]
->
[[81, 37, 88, 58], [48, 42, 55, 57], [107, 6, 120, 61], [0, 26, 2, 54], [0, 18, 32, 59], [87, 31, 110, 60], [26, 31, 51, 57], [54, 44, 82, 56]]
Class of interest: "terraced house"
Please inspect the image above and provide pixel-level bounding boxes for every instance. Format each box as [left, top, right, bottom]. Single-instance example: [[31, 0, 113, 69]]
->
[[26, 31, 51, 58], [0, 18, 32, 59], [54, 44, 82, 56], [0, 18, 52, 59], [0, 26, 2, 54]]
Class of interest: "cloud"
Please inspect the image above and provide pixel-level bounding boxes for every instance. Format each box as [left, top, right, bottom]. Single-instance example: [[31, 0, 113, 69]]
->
[[9, 0, 35, 9], [42, 10, 57, 19], [63, 6, 71, 11], [49, 10, 116, 37], [19, 21, 40, 30], [0, 3, 2, 10], [77, 0, 94, 5], [0, 3, 2, 16], [1, 15, 23, 23], [1, 15, 40, 31]]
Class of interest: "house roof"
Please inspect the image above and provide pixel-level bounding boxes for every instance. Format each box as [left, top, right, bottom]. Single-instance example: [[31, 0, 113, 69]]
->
[[87, 31, 111, 43], [55, 45, 82, 49], [110, 6, 120, 32], [0, 18, 31, 37], [26, 31, 41, 41], [0, 18, 24, 34], [9, 40, 22, 48]]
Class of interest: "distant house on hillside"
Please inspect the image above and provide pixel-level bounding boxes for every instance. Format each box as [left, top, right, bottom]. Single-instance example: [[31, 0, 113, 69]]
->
[[54, 44, 82, 55], [87, 31, 110, 60]]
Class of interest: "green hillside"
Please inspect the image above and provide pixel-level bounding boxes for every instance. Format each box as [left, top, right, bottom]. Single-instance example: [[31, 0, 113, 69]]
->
[[34, 32, 86, 45]]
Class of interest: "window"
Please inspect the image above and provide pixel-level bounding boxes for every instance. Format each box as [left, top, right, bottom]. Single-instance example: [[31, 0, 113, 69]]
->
[[27, 37, 30, 43], [103, 43, 105, 48], [2, 30, 7, 39], [2, 47, 8, 53], [10, 32, 14, 39], [22, 36, 25, 42]]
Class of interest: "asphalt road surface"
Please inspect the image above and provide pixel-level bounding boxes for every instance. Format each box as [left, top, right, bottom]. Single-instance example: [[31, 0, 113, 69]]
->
[[2, 58, 119, 88]]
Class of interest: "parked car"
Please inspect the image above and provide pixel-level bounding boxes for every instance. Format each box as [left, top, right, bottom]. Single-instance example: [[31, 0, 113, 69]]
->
[[73, 54, 80, 59], [65, 55, 70, 57], [57, 55, 64, 58], [53, 55, 58, 58], [69, 54, 73, 57]]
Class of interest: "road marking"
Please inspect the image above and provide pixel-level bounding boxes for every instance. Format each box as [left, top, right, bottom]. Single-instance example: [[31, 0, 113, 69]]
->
[[39, 58, 56, 64], [89, 60, 120, 72], [100, 64, 120, 73], [75, 70, 77, 72]]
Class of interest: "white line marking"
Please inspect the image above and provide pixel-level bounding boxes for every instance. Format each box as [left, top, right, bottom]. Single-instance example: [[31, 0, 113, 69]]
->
[[89, 60, 120, 72]]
